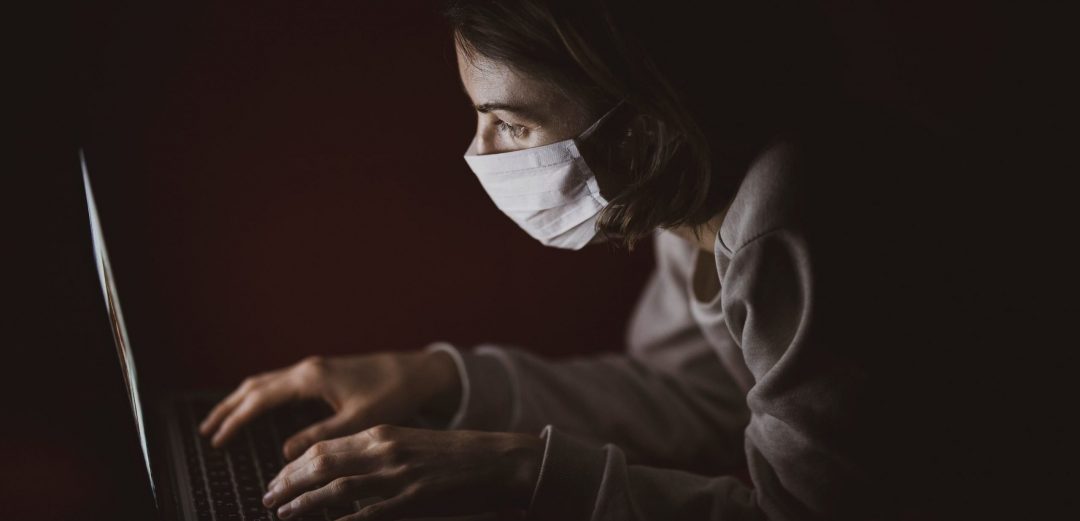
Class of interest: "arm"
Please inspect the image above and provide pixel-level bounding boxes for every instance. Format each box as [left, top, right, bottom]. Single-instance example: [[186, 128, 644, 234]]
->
[[525, 229, 882, 520], [429, 231, 750, 474], [260, 229, 882, 521]]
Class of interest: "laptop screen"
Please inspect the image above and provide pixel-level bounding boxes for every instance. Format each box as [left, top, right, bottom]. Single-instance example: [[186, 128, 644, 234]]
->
[[82, 150, 157, 501]]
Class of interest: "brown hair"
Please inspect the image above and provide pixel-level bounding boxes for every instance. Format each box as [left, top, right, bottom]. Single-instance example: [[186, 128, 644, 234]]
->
[[445, 0, 838, 248]]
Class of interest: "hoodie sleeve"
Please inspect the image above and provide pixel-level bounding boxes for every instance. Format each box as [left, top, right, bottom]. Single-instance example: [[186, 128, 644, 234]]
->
[[521, 228, 881, 521], [425, 231, 750, 474]]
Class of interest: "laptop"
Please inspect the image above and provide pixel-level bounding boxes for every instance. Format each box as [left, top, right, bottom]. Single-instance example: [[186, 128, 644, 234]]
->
[[81, 150, 363, 521]]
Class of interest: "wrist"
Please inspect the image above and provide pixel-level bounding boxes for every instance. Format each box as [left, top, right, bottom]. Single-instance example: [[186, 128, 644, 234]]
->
[[505, 432, 545, 509], [416, 348, 463, 421]]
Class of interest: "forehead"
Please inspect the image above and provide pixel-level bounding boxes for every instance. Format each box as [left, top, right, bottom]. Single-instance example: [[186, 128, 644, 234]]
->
[[455, 42, 563, 106]]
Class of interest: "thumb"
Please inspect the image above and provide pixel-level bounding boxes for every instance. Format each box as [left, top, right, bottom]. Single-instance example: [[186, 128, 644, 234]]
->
[[282, 413, 360, 460]]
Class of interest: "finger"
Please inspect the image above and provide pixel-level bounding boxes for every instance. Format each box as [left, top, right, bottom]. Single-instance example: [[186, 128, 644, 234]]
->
[[199, 400, 235, 436], [283, 413, 362, 461], [264, 450, 358, 508], [276, 475, 390, 520], [199, 366, 290, 435], [341, 493, 416, 521], [212, 387, 291, 447], [271, 435, 362, 490], [199, 378, 258, 435]]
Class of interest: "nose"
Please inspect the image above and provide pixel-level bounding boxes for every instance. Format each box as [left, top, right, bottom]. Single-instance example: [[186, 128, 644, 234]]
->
[[473, 134, 495, 156], [471, 119, 507, 155]]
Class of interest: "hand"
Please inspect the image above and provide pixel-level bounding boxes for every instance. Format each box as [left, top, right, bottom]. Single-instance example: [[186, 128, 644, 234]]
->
[[199, 351, 460, 459], [262, 425, 544, 521]]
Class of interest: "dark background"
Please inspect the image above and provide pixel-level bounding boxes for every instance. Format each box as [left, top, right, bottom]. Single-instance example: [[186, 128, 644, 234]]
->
[[6, 1, 1062, 519]]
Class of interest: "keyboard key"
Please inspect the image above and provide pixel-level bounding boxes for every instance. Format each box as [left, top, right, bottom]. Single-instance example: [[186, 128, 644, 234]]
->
[[180, 397, 347, 521]]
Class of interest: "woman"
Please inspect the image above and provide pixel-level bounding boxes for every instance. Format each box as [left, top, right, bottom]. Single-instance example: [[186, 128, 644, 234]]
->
[[200, 1, 983, 519]]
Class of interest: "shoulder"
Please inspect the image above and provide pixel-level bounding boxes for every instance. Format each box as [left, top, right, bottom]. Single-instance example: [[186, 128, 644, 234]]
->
[[717, 140, 803, 256]]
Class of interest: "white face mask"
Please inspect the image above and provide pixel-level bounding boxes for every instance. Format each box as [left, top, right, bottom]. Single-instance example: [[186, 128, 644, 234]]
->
[[463, 103, 622, 250]]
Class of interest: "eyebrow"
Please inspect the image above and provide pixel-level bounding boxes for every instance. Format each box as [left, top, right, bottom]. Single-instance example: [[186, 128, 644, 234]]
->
[[474, 101, 543, 123], [475, 102, 523, 113], [458, 76, 545, 123]]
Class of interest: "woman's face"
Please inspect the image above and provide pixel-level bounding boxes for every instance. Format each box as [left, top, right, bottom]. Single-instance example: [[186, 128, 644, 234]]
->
[[456, 42, 593, 155]]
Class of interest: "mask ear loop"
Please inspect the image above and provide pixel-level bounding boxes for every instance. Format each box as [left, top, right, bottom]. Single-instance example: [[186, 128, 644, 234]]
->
[[571, 98, 632, 235], [576, 98, 630, 143]]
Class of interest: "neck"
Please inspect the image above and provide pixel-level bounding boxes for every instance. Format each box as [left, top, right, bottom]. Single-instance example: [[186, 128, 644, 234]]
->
[[668, 204, 730, 252]]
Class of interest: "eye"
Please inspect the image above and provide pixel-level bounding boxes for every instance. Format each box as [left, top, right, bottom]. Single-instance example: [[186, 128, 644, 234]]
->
[[496, 120, 527, 139]]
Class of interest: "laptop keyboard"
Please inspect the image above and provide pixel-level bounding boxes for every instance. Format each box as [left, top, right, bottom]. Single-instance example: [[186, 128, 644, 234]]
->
[[177, 399, 359, 521]]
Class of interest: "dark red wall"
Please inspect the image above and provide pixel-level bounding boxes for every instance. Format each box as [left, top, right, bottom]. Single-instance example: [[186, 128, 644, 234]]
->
[[80, 1, 654, 394]]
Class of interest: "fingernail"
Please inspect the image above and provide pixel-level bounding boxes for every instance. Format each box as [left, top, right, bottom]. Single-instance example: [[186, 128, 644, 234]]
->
[[277, 503, 293, 519], [262, 491, 275, 507]]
